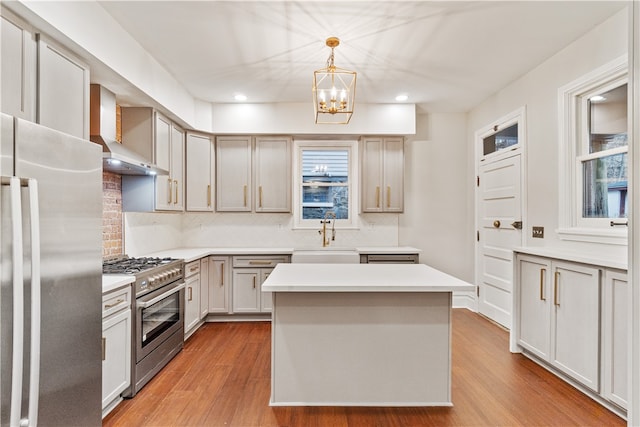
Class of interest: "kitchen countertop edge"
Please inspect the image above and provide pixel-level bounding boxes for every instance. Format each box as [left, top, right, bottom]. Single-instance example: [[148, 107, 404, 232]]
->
[[514, 246, 627, 270], [102, 275, 135, 294]]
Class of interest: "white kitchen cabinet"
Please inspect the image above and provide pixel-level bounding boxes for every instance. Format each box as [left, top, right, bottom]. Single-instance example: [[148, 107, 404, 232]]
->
[[199, 257, 209, 320], [184, 260, 202, 339], [602, 269, 628, 409], [102, 284, 131, 418], [231, 255, 288, 313], [37, 35, 90, 139], [516, 254, 600, 392], [186, 132, 214, 211], [216, 136, 252, 211], [1, 9, 36, 120], [254, 136, 292, 212], [208, 256, 231, 313], [216, 136, 292, 212], [155, 116, 184, 211], [360, 137, 404, 212]]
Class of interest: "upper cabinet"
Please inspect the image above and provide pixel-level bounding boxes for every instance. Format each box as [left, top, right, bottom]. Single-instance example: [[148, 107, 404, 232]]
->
[[216, 136, 292, 212], [121, 108, 184, 212], [1, 10, 88, 138], [1, 10, 36, 120], [360, 137, 404, 212], [186, 132, 214, 212], [37, 36, 90, 139], [254, 136, 291, 213]]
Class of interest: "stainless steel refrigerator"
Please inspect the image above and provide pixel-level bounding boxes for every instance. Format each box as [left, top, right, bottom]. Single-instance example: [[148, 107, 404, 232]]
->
[[1, 114, 103, 426]]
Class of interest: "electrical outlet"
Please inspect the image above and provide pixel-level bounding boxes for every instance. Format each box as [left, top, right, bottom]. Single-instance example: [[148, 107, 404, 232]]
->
[[532, 226, 544, 238]]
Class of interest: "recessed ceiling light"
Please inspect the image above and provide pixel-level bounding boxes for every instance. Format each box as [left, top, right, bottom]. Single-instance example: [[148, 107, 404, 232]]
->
[[234, 94, 247, 101], [590, 95, 606, 102], [395, 94, 409, 102]]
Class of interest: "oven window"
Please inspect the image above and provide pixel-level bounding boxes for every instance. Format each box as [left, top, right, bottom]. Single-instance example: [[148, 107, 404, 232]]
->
[[141, 292, 180, 347]]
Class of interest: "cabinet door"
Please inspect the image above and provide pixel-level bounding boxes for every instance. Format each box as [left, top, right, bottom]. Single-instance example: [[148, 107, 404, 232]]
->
[[155, 113, 172, 210], [184, 274, 201, 335], [260, 268, 274, 312], [255, 137, 291, 212], [209, 257, 230, 313], [550, 261, 600, 392], [360, 138, 383, 212], [186, 133, 214, 211], [1, 11, 36, 120], [232, 268, 260, 312], [102, 309, 131, 410], [516, 255, 551, 360], [199, 258, 209, 319], [602, 269, 628, 409], [170, 124, 185, 210], [216, 136, 252, 211], [37, 36, 89, 139], [382, 138, 404, 212]]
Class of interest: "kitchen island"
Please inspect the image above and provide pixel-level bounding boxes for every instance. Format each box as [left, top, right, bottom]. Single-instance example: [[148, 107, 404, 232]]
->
[[262, 263, 475, 407]]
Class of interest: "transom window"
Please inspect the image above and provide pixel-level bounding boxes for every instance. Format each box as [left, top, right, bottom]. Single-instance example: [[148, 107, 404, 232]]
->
[[293, 140, 357, 228]]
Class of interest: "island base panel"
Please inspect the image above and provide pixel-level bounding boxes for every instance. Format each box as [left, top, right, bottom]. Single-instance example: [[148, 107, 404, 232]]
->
[[270, 291, 452, 406]]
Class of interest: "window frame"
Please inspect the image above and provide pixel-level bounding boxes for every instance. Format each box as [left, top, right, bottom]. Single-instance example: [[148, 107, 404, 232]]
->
[[558, 55, 628, 245], [293, 139, 358, 229]]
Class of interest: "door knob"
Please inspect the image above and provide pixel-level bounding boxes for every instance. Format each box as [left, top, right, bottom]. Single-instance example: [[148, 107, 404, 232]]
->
[[493, 220, 501, 228]]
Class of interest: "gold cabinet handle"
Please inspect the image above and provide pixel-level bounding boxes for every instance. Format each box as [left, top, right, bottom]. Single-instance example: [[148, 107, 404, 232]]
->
[[539, 269, 546, 301], [249, 260, 272, 265], [554, 271, 560, 306], [207, 184, 211, 207], [102, 337, 106, 361], [243, 185, 247, 207], [104, 299, 124, 309], [220, 263, 224, 286], [174, 179, 178, 204], [253, 276, 256, 289], [375, 186, 380, 208], [189, 266, 198, 273], [188, 286, 193, 301], [493, 220, 501, 228], [259, 186, 263, 208], [387, 186, 391, 208], [168, 178, 172, 204]]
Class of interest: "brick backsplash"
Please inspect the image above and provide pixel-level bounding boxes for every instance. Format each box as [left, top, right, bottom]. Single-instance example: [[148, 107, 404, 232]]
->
[[103, 171, 123, 257]]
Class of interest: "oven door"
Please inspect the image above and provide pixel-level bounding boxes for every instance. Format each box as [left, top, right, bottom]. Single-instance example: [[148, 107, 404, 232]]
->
[[135, 281, 185, 363]]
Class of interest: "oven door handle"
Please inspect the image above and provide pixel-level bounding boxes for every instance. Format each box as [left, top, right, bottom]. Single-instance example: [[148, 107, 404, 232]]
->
[[137, 282, 185, 309]]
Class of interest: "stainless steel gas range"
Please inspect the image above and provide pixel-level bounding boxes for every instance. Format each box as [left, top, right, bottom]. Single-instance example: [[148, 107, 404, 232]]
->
[[103, 256, 185, 397]]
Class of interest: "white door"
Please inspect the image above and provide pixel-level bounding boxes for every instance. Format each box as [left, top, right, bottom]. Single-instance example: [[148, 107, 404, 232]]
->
[[477, 154, 522, 328]]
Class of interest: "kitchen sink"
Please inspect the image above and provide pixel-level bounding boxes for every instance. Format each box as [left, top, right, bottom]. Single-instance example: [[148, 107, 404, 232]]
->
[[291, 248, 360, 264]]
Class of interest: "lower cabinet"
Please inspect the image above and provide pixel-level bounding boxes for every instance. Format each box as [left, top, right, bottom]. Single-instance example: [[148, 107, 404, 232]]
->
[[515, 253, 627, 412], [231, 255, 289, 314], [208, 256, 231, 313], [101, 285, 132, 418], [184, 260, 202, 338]]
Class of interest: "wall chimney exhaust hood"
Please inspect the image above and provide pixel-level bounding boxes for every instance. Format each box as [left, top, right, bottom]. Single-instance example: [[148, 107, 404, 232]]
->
[[90, 84, 168, 176]]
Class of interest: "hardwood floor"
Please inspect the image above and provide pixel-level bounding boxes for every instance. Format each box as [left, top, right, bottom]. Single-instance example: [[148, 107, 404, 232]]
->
[[103, 309, 625, 427]]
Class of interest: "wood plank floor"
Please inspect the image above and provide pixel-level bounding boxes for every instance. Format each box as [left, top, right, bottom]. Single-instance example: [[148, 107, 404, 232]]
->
[[103, 309, 625, 427]]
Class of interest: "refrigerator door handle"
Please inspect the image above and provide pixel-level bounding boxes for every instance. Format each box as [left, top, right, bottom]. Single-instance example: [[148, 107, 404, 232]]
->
[[4, 177, 25, 427], [26, 179, 41, 427]]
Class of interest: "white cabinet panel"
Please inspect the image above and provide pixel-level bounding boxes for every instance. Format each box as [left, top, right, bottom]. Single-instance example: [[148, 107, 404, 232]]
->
[[199, 257, 209, 319], [102, 309, 131, 411], [186, 132, 214, 211], [232, 268, 261, 312], [517, 255, 551, 360], [360, 137, 404, 212], [208, 256, 230, 313], [184, 273, 201, 337], [216, 136, 252, 211], [602, 269, 628, 409], [255, 136, 291, 212]]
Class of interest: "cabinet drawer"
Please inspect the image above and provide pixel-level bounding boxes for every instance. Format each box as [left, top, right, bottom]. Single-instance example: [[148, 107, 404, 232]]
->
[[233, 255, 289, 268], [102, 285, 132, 319], [185, 260, 201, 277]]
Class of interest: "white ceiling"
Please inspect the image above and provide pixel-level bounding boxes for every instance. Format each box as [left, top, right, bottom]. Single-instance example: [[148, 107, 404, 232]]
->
[[97, 1, 626, 113]]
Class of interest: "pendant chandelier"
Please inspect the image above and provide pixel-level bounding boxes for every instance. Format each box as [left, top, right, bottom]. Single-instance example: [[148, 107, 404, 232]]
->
[[312, 37, 357, 124]]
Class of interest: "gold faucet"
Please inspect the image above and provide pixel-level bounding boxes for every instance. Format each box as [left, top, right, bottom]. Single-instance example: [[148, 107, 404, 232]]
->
[[319, 211, 337, 247]]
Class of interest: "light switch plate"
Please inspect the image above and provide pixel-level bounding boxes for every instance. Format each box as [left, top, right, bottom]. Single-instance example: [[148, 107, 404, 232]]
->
[[532, 226, 544, 238]]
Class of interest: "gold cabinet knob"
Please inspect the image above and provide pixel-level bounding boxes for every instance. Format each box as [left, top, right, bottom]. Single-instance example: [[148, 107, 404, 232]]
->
[[493, 220, 501, 228]]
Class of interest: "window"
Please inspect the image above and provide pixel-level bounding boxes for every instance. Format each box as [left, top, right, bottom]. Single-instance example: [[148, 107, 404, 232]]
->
[[558, 56, 628, 244], [293, 140, 357, 228]]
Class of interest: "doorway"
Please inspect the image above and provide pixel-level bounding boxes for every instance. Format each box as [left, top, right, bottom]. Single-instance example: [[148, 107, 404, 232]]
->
[[475, 109, 526, 329]]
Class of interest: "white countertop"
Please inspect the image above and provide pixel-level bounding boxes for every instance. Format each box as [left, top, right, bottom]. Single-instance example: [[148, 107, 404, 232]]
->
[[262, 263, 475, 292], [143, 246, 421, 263], [102, 275, 135, 294], [514, 247, 627, 270]]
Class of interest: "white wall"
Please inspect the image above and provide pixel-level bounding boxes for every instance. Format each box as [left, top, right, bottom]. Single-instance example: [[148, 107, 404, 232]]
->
[[399, 113, 473, 282], [467, 8, 628, 261]]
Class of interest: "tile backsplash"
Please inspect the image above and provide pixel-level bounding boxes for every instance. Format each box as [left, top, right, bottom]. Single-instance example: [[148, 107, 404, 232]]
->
[[102, 172, 123, 257]]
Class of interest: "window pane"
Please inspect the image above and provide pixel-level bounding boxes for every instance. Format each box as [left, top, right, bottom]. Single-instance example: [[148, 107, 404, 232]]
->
[[302, 186, 348, 219], [582, 152, 627, 218], [302, 150, 348, 184], [589, 84, 627, 154], [482, 123, 518, 156]]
